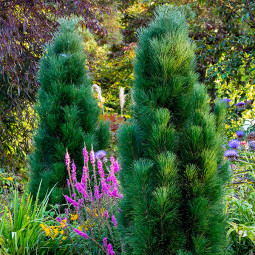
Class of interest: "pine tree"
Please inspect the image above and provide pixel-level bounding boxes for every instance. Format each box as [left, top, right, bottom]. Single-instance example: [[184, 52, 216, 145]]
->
[[118, 6, 229, 254], [29, 18, 110, 204]]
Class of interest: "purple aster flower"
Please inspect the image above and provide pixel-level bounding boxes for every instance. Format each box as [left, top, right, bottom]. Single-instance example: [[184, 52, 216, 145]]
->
[[236, 130, 244, 138], [56, 217, 61, 222], [107, 243, 115, 255], [95, 150, 107, 161], [221, 98, 231, 104], [249, 141, 255, 150], [73, 228, 88, 239], [224, 149, 238, 161], [228, 139, 240, 149], [236, 101, 246, 111], [236, 102, 246, 107]]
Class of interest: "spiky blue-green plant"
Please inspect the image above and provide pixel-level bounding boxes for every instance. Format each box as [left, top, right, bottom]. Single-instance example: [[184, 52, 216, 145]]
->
[[29, 18, 110, 204], [118, 6, 229, 254]]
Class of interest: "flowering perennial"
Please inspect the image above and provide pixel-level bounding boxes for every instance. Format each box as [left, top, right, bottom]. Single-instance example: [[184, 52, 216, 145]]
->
[[59, 144, 122, 254]]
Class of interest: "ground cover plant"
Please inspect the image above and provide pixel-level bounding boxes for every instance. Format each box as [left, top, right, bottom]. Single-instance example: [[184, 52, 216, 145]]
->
[[29, 18, 110, 204]]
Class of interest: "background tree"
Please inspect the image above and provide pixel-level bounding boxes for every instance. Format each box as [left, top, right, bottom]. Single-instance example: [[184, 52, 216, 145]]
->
[[118, 5, 229, 254], [0, 0, 111, 172], [29, 18, 110, 204]]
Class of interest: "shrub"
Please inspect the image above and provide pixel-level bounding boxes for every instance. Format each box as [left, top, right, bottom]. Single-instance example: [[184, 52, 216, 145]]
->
[[29, 18, 110, 204], [118, 5, 229, 254]]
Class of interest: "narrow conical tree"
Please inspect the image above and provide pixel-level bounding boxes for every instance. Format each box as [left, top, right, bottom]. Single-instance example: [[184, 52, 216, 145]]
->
[[118, 6, 229, 254], [29, 18, 110, 204]]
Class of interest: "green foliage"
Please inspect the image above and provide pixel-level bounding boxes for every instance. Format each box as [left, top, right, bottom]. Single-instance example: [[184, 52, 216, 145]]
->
[[29, 18, 110, 204], [0, 186, 67, 254], [224, 135, 255, 254], [118, 5, 229, 254]]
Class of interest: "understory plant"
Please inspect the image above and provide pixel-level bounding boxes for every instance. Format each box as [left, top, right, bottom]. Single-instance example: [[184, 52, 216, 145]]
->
[[118, 5, 229, 254], [29, 18, 110, 204], [52, 145, 123, 254], [224, 130, 255, 254], [0, 186, 67, 255]]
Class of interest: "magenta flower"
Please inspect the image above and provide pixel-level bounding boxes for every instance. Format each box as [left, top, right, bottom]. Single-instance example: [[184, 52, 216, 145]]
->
[[67, 179, 70, 188], [71, 161, 77, 183], [83, 145, 89, 164], [56, 217, 61, 222], [103, 237, 107, 248], [112, 215, 117, 227], [65, 151, 70, 167], [75, 183, 88, 200], [73, 228, 88, 239], [107, 243, 115, 255], [98, 159, 105, 178], [90, 149, 95, 165], [113, 160, 120, 173], [112, 187, 123, 198], [94, 185, 100, 200], [64, 195, 80, 208], [103, 210, 109, 219]]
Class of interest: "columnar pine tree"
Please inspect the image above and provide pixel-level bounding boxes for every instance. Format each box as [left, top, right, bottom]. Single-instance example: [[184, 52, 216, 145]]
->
[[118, 6, 229, 254], [29, 18, 110, 204]]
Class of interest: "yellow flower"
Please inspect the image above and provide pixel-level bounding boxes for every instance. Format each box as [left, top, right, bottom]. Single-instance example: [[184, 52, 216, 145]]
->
[[60, 219, 67, 228], [70, 214, 78, 221], [93, 209, 98, 217], [62, 236, 67, 240], [60, 229, 64, 235], [40, 224, 51, 236], [4, 177, 13, 181], [100, 208, 105, 217], [27, 216, 30, 220]]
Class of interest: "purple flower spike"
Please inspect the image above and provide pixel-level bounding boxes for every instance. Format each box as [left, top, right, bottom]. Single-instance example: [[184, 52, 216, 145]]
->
[[103, 210, 109, 219], [65, 151, 70, 167], [73, 228, 88, 239], [71, 161, 77, 183], [83, 145, 89, 164], [107, 243, 115, 255], [228, 139, 240, 149], [95, 150, 107, 161], [103, 237, 107, 248], [224, 149, 238, 161], [236, 130, 244, 138], [112, 215, 117, 227]]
